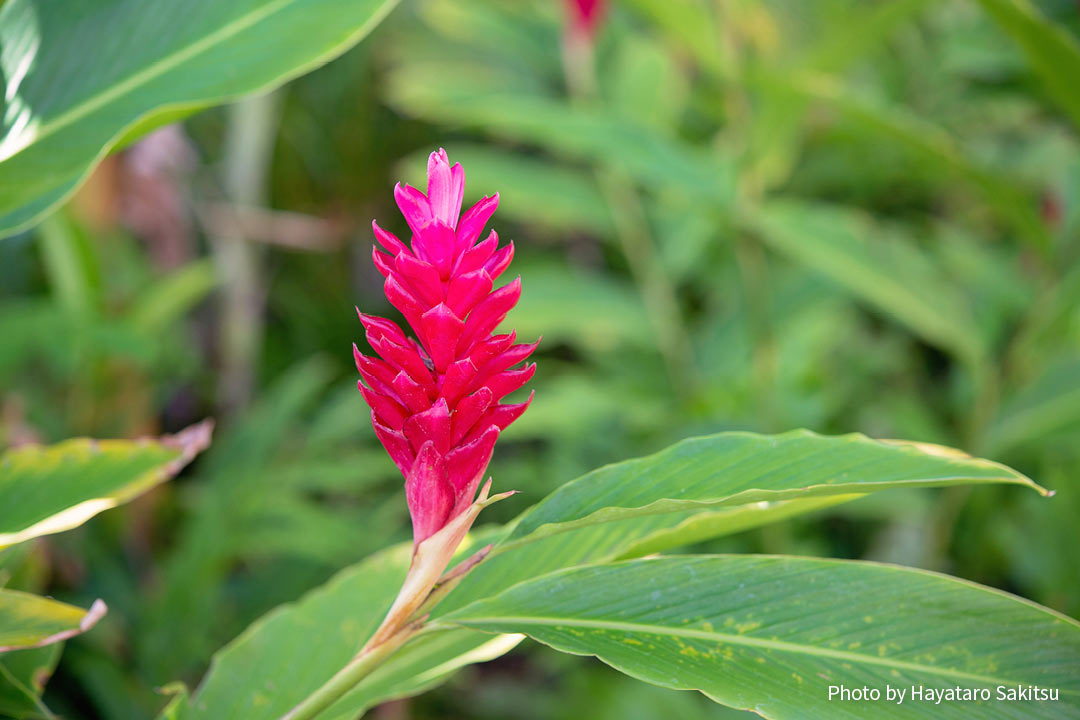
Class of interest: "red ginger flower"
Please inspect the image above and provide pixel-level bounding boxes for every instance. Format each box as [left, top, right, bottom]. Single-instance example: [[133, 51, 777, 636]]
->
[[355, 149, 536, 547]]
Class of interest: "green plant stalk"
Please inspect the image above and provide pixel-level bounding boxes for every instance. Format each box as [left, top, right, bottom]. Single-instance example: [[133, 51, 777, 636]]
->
[[596, 169, 699, 399], [732, 234, 779, 431], [279, 489, 511, 719], [211, 90, 282, 417], [279, 622, 418, 720], [559, 31, 699, 400], [966, 356, 1000, 456]]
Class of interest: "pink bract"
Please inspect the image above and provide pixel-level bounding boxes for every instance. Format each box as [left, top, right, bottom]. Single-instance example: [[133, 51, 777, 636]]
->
[[355, 149, 536, 546]]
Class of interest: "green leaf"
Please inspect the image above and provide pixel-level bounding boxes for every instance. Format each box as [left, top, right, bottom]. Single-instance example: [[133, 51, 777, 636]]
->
[[503, 430, 1043, 547], [986, 356, 1080, 454], [741, 0, 933, 190], [0, 590, 106, 653], [607, 34, 689, 132], [169, 531, 519, 720], [178, 430, 1045, 718], [175, 492, 860, 717], [385, 81, 735, 208], [621, 0, 720, 77], [505, 264, 653, 353], [322, 629, 522, 719], [0, 421, 212, 549], [610, 495, 861, 560], [972, 0, 1080, 132], [426, 430, 1044, 686], [128, 259, 219, 335], [37, 214, 101, 321], [747, 72, 1050, 252], [427, 432, 1040, 624], [446, 555, 1080, 719], [0, 644, 61, 718], [0, 0, 400, 238], [743, 201, 985, 361], [168, 543, 407, 719]]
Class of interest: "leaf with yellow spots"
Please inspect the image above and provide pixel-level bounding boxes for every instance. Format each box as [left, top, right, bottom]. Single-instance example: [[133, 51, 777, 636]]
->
[[0, 421, 212, 549], [446, 555, 1080, 719]]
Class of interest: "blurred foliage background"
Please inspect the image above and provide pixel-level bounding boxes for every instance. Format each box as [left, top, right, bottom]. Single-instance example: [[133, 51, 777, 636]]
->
[[2, 0, 1079, 717]]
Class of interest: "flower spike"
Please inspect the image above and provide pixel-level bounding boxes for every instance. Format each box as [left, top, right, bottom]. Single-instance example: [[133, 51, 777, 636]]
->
[[356, 148, 537, 548]]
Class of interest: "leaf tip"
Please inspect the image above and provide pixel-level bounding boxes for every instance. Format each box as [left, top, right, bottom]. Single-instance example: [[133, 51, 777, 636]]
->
[[159, 418, 214, 476], [82, 598, 108, 632]]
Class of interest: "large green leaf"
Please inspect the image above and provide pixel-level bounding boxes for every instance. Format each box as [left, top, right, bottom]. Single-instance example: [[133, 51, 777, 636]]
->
[[428, 433, 1042, 624], [609, 495, 860, 561], [178, 430, 1045, 718], [170, 498, 857, 719], [501, 430, 1042, 548], [0, 423, 204, 683], [0, 589, 105, 653], [447, 555, 1080, 719], [0, 0, 399, 238], [0, 421, 212, 548]]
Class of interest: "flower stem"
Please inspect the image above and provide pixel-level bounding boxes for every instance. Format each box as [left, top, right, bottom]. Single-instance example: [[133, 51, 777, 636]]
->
[[211, 90, 281, 418], [596, 169, 700, 400], [279, 490, 510, 719], [559, 35, 699, 400], [280, 624, 417, 720]]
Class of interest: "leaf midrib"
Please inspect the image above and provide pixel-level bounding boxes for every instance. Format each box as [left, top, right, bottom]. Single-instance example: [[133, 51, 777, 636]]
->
[[452, 615, 1061, 690]]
